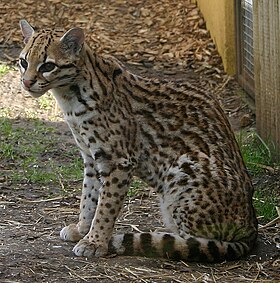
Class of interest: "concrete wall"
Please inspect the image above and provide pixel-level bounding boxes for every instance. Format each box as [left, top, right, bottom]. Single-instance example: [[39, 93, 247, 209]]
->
[[195, 0, 236, 75]]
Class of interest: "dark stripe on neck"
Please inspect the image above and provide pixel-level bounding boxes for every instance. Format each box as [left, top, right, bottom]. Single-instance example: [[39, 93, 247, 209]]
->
[[95, 59, 110, 81], [69, 85, 91, 109], [112, 68, 123, 83], [86, 51, 107, 97]]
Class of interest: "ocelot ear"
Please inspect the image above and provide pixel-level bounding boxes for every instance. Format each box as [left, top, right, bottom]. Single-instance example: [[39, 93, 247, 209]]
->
[[60, 28, 85, 55], [19, 19, 35, 44]]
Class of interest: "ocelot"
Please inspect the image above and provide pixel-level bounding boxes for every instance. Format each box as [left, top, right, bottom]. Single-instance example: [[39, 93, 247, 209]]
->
[[18, 19, 258, 262]]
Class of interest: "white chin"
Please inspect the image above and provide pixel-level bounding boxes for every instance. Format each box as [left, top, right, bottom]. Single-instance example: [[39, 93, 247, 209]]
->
[[28, 91, 46, 98]]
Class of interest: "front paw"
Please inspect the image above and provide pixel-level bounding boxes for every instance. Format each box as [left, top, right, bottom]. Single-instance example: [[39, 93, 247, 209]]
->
[[73, 239, 108, 257], [60, 224, 83, 242]]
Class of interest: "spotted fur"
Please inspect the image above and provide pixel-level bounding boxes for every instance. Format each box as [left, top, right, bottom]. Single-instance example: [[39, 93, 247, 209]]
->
[[18, 20, 258, 262]]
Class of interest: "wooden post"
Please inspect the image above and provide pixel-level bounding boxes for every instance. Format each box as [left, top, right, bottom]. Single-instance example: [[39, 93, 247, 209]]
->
[[253, 0, 280, 158]]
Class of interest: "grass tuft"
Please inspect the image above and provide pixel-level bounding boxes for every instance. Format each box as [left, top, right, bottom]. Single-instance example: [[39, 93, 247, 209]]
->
[[237, 130, 279, 221], [38, 93, 56, 110], [237, 131, 278, 174], [128, 178, 146, 196], [0, 116, 82, 193], [253, 191, 278, 222], [0, 64, 10, 77]]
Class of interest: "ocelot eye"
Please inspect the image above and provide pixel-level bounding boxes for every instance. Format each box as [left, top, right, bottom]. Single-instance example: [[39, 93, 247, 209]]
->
[[39, 62, 57, 73], [19, 58, 28, 69]]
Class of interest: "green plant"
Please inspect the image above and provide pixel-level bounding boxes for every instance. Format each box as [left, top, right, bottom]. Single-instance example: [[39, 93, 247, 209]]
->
[[237, 130, 279, 221], [128, 178, 146, 196], [0, 116, 82, 193], [0, 64, 10, 77], [253, 190, 278, 222], [38, 93, 55, 110], [237, 131, 279, 174], [0, 118, 16, 159]]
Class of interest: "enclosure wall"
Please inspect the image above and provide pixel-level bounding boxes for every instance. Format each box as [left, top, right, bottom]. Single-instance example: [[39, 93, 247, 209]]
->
[[253, 0, 280, 155], [195, 0, 236, 75]]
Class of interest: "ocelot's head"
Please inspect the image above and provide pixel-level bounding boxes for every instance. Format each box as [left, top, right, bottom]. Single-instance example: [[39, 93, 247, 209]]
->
[[19, 19, 85, 97]]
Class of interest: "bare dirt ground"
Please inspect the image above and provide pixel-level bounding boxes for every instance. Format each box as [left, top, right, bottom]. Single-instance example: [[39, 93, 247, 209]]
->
[[0, 1, 279, 282]]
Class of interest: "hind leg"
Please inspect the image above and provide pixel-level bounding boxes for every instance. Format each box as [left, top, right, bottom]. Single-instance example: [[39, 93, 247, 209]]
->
[[159, 196, 180, 234], [158, 185, 196, 239]]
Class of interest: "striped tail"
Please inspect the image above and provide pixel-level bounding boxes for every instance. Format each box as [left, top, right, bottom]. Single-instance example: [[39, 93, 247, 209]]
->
[[108, 232, 257, 262]]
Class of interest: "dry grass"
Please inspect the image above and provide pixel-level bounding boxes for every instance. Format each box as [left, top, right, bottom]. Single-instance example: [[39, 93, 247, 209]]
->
[[1, 185, 279, 283]]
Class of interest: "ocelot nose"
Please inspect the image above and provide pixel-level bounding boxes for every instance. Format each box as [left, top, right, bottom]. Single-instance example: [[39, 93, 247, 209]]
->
[[23, 79, 36, 88]]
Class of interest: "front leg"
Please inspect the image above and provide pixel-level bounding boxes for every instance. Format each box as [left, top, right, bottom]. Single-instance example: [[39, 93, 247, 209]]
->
[[73, 164, 132, 257], [60, 153, 101, 242]]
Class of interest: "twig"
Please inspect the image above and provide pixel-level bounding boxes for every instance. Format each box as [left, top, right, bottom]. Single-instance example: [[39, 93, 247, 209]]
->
[[255, 133, 272, 160], [247, 162, 275, 173], [4, 220, 33, 226], [124, 268, 148, 283], [58, 173, 65, 191], [253, 197, 265, 204], [259, 216, 280, 230], [2, 29, 14, 46], [132, 267, 157, 273], [210, 268, 217, 283], [0, 201, 15, 204], [252, 262, 262, 283], [115, 223, 143, 233], [216, 76, 231, 91], [225, 264, 242, 271], [4, 53, 16, 62], [64, 265, 88, 282], [276, 206, 280, 218], [17, 196, 64, 203]]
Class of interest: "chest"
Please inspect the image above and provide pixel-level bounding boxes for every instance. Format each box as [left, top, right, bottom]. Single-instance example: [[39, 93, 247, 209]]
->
[[51, 88, 97, 149]]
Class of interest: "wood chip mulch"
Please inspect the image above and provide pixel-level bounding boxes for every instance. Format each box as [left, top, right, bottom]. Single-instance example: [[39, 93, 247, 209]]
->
[[0, 0, 227, 89]]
